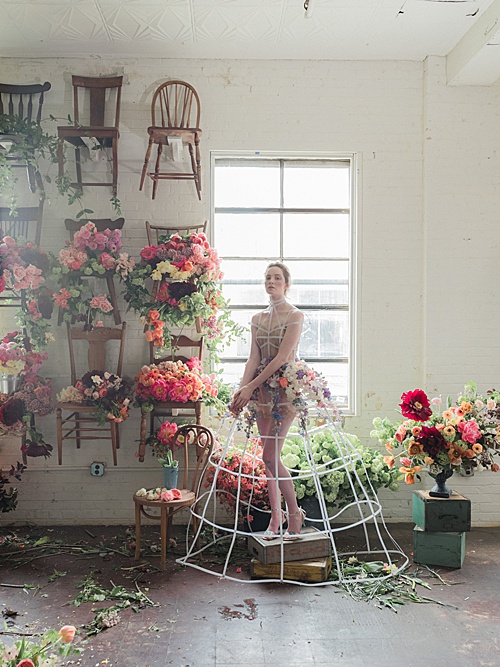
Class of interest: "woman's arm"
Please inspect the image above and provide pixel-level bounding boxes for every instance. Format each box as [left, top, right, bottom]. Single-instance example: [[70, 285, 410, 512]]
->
[[231, 311, 304, 412]]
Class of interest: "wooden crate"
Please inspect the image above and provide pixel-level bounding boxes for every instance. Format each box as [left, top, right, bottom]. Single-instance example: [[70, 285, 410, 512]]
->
[[413, 526, 466, 568], [247, 527, 331, 565], [412, 490, 471, 533], [250, 556, 332, 583]]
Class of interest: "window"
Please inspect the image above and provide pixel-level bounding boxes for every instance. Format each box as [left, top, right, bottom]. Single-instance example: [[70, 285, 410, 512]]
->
[[212, 153, 357, 413]]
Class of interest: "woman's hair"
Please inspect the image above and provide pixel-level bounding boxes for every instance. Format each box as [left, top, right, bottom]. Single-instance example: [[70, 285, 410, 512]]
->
[[265, 261, 292, 293]]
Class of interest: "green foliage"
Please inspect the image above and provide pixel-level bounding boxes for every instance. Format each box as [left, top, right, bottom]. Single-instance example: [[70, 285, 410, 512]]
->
[[281, 430, 402, 509]]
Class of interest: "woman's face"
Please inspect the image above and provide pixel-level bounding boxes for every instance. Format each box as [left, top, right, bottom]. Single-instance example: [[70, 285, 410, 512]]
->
[[265, 266, 288, 299]]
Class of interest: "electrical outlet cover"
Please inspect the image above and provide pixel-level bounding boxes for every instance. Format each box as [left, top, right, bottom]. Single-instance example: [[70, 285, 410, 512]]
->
[[90, 462, 105, 477]]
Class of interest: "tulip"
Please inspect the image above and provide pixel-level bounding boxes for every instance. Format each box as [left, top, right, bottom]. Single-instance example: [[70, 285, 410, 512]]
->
[[58, 625, 76, 643]]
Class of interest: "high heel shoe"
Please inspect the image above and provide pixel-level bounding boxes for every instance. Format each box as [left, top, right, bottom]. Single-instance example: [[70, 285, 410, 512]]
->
[[262, 508, 286, 540], [283, 508, 306, 541]]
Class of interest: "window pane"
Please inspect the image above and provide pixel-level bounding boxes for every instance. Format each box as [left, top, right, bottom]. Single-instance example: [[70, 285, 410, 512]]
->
[[214, 163, 280, 208], [217, 362, 246, 389], [300, 311, 349, 358], [220, 310, 253, 358], [313, 362, 349, 407], [283, 213, 349, 258], [220, 259, 269, 305], [283, 162, 350, 209], [215, 214, 280, 257], [286, 261, 349, 307]]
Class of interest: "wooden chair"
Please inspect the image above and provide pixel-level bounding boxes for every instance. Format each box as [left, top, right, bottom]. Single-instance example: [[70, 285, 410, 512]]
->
[[0, 203, 44, 246], [57, 75, 123, 195], [134, 424, 215, 570], [56, 322, 127, 466], [145, 220, 207, 246], [137, 335, 204, 462], [0, 81, 51, 193], [139, 81, 202, 200], [56, 217, 125, 326]]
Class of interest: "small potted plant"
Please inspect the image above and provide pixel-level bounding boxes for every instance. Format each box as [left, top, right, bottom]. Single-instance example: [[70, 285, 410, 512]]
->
[[146, 420, 180, 489]]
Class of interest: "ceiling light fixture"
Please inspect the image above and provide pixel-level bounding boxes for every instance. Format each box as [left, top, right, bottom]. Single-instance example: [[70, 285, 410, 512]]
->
[[304, 0, 314, 20]]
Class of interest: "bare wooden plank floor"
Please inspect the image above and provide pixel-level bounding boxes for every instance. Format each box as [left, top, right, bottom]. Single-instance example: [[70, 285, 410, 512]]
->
[[0, 523, 498, 667]]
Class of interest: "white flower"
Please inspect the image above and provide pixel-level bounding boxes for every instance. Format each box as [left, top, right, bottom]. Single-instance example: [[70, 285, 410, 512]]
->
[[136, 488, 147, 497]]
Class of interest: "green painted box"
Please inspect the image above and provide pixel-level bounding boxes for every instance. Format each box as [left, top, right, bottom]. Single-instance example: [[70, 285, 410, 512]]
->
[[412, 490, 471, 533], [413, 526, 466, 568]]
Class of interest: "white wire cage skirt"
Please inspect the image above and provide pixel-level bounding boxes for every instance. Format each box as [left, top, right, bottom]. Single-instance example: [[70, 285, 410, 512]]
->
[[176, 412, 409, 586]]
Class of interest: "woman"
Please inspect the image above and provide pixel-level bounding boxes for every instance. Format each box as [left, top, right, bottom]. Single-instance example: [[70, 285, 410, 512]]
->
[[230, 262, 307, 540]]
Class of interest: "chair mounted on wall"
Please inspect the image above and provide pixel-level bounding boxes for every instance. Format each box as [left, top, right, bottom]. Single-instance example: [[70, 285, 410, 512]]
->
[[57, 75, 123, 195], [0, 81, 51, 193], [145, 220, 207, 246], [55, 322, 127, 466], [139, 80, 202, 200]]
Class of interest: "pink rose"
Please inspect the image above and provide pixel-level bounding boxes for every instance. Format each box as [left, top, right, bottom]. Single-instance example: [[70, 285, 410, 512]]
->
[[140, 245, 158, 261], [99, 252, 115, 270]]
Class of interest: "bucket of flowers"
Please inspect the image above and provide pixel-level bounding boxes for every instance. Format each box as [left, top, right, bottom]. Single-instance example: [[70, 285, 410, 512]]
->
[[281, 430, 401, 520], [122, 231, 244, 354], [52, 221, 135, 330], [57, 370, 133, 424], [370, 383, 500, 498], [205, 438, 271, 531]]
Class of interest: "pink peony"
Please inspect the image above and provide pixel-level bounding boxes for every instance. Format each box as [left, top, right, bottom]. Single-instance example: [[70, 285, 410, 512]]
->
[[458, 419, 482, 444], [99, 252, 115, 270], [140, 245, 159, 261]]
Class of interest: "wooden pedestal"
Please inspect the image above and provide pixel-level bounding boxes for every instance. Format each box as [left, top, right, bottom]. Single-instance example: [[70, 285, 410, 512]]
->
[[250, 556, 332, 583], [412, 490, 471, 533], [247, 527, 331, 565], [413, 526, 466, 568]]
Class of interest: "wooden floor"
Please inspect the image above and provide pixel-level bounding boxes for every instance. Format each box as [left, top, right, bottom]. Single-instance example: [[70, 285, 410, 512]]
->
[[0, 523, 499, 666]]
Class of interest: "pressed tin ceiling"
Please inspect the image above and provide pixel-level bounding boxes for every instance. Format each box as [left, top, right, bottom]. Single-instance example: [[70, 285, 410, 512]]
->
[[0, 0, 499, 83]]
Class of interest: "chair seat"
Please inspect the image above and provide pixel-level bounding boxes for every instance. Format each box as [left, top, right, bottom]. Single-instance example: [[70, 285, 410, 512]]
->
[[56, 402, 111, 414], [147, 126, 202, 135], [134, 489, 195, 509], [58, 125, 119, 137]]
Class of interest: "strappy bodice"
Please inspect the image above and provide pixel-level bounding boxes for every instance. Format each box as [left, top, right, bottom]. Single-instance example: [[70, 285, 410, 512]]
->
[[253, 304, 302, 362]]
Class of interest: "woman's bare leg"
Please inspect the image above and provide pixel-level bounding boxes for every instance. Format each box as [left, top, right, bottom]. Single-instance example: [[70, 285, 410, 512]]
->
[[259, 411, 301, 533]]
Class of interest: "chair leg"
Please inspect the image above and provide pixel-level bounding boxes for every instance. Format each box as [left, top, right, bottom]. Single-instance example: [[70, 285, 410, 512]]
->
[[57, 408, 63, 465], [75, 146, 82, 189], [106, 274, 121, 325], [57, 138, 64, 180], [195, 134, 202, 198], [135, 503, 142, 561], [112, 136, 118, 196], [140, 137, 154, 191], [110, 421, 118, 466], [160, 506, 168, 571], [75, 412, 81, 449], [152, 143, 163, 200], [138, 410, 147, 462], [116, 424, 120, 450]]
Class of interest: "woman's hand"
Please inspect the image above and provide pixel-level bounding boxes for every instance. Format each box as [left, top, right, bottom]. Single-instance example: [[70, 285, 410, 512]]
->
[[230, 384, 254, 414]]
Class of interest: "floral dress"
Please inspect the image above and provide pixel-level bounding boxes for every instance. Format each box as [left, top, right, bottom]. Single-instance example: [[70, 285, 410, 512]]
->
[[247, 304, 336, 432]]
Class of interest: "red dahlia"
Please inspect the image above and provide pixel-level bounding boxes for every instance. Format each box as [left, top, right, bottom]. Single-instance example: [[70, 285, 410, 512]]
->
[[416, 426, 447, 458], [399, 389, 432, 422]]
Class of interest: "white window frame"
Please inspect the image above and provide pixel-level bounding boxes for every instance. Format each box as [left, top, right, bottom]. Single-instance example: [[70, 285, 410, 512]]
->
[[210, 150, 359, 416]]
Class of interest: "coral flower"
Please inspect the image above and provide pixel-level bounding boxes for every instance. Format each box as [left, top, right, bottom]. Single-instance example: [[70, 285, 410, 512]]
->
[[407, 442, 423, 457], [460, 401, 473, 414], [400, 465, 422, 484], [15, 660, 35, 667], [58, 625, 76, 643], [411, 426, 422, 437], [383, 455, 395, 468], [472, 443, 483, 454], [442, 410, 454, 421]]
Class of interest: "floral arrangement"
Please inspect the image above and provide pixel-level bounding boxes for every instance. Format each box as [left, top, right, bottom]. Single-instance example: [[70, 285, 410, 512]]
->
[[247, 358, 339, 433], [0, 374, 54, 458], [370, 383, 500, 484], [0, 237, 54, 350], [205, 438, 271, 516], [145, 419, 180, 465], [134, 357, 220, 410], [0, 331, 48, 379], [0, 624, 80, 666], [52, 222, 134, 329], [122, 231, 244, 354], [57, 370, 133, 424], [281, 430, 401, 508], [0, 462, 25, 514]]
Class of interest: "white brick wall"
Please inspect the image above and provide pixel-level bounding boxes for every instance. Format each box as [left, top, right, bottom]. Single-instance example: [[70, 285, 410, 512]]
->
[[1, 55, 499, 525]]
